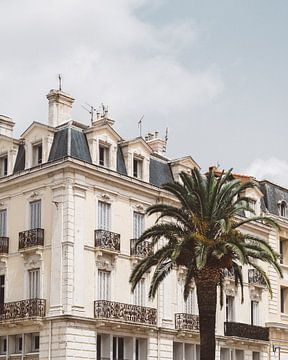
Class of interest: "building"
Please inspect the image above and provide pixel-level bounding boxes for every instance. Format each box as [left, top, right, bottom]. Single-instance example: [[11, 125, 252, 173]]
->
[[0, 87, 284, 359]]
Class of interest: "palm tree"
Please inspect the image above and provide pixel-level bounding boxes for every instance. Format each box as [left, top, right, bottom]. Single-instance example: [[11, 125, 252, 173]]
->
[[130, 167, 282, 360]]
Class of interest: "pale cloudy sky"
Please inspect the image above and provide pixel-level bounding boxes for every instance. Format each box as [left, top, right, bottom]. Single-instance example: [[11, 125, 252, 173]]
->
[[0, 0, 287, 185]]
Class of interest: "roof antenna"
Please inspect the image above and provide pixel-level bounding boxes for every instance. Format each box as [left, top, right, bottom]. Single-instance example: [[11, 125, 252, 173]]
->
[[138, 115, 144, 137], [82, 103, 97, 124], [163, 127, 169, 153], [58, 74, 62, 91]]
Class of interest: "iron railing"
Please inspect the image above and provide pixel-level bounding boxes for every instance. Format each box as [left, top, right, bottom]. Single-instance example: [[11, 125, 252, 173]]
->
[[248, 269, 266, 286], [224, 321, 269, 341], [0, 237, 9, 254], [19, 229, 44, 250], [175, 313, 199, 331], [130, 239, 153, 258], [0, 299, 46, 321], [94, 300, 156, 326], [94, 230, 120, 252]]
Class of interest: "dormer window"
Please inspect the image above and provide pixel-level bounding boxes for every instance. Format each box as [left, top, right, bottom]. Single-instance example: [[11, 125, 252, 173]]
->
[[32, 143, 42, 166], [0, 155, 8, 177], [249, 199, 256, 212], [133, 157, 143, 179], [280, 201, 287, 218], [99, 144, 109, 167]]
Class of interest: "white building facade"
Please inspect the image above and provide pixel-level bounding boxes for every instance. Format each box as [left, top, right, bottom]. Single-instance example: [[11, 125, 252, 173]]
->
[[0, 88, 284, 359]]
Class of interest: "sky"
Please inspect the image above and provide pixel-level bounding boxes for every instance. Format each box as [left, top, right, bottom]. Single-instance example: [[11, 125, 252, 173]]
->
[[0, 0, 287, 186]]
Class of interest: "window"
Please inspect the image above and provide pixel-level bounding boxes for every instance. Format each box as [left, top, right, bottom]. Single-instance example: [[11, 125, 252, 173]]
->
[[31, 333, 40, 352], [32, 143, 43, 165], [113, 337, 124, 360], [0, 275, 4, 305], [133, 157, 143, 178], [0, 337, 7, 355], [99, 145, 109, 167], [0, 155, 8, 176], [98, 270, 110, 300], [30, 200, 41, 229], [0, 210, 7, 237], [29, 268, 40, 299], [133, 278, 145, 306], [249, 199, 256, 212], [252, 352, 260, 360], [251, 300, 259, 325], [15, 335, 23, 353], [281, 286, 288, 313], [280, 201, 287, 217], [226, 296, 234, 322], [133, 212, 144, 239], [185, 290, 194, 314], [98, 201, 111, 231], [96, 334, 101, 360]]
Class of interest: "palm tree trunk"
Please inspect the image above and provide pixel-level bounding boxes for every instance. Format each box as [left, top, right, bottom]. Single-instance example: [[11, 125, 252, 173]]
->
[[195, 270, 218, 360]]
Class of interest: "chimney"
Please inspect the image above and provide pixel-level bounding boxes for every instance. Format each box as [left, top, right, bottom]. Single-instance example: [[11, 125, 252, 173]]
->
[[145, 131, 166, 155], [46, 89, 75, 127], [0, 115, 15, 138]]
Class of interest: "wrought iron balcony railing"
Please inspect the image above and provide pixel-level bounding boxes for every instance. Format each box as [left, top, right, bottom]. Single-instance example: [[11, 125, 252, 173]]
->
[[19, 229, 44, 250], [94, 230, 120, 252], [175, 313, 199, 331], [224, 321, 269, 341], [130, 239, 153, 258], [94, 300, 157, 326], [0, 237, 9, 254], [0, 299, 46, 321], [248, 269, 266, 287]]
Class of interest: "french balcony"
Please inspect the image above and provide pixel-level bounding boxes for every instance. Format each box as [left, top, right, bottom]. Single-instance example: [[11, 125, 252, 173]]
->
[[0, 298, 46, 322], [94, 230, 120, 252], [224, 322, 269, 341], [130, 239, 153, 258], [19, 229, 44, 251], [94, 300, 157, 326], [0, 237, 9, 254], [248, 269, 266, 287], [175, 313, 199, 332]]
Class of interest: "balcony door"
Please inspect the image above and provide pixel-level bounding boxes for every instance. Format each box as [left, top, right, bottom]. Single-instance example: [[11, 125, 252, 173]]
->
[[98, 201, 111, 231], [0, 210, 7, 237], [133, 212, 144, 239], [97, 270, 110, 300], [113, 337, 124, 360], [29, 268, 40, 299], [30, 201, 41, 229]]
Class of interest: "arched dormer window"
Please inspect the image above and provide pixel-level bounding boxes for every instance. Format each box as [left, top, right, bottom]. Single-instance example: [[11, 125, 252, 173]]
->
[[280, 201, 287, 218]]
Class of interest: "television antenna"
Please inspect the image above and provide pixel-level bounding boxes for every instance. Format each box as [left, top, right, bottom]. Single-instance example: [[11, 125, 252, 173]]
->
[[58, 74, 62, 91], [138, 115, 144, 137], [81, 103, 97, 124]]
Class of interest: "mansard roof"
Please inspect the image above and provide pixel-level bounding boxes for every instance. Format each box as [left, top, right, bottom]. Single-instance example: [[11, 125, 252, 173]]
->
[[260, 180, 288, 216]]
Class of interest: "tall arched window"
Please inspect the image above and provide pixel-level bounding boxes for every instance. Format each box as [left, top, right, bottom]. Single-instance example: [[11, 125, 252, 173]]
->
[[280, 201, 287, 217]]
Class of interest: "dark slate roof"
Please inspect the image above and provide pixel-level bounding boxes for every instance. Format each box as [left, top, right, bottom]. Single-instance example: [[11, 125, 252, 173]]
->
[[70, 128, 91, 163], [13, 144, 25, 172], [149, 157, 173, 187], [260, 181, 288, 216], [48, 128, 68, 161], [116, 146, 127, 175], [48, 127, 91, 163]]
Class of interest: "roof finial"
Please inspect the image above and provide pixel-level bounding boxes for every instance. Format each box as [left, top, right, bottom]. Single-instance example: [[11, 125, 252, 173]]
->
[[58, 74, 62, 91]]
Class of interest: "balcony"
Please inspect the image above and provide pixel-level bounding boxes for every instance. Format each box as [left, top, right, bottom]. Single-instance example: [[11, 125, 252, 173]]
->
[[248, 269, 266, 287], [224, 322, 269, 341], [19, 229, 44, 250], [0, 237, 9, 254], [94, 230, 120, 252], [130, 239, 153, 258], [0, 299, 46, 322], [175, 313, 199, 332], [94, 300, 157, 326]]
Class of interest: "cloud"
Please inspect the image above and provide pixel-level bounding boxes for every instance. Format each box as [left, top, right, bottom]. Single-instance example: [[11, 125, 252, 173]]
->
[[0, 0, 223, 138], [245, 158, 288, 188]]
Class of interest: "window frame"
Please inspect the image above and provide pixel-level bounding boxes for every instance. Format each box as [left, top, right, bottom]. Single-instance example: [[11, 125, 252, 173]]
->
[[29, 200, 41, 230]]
